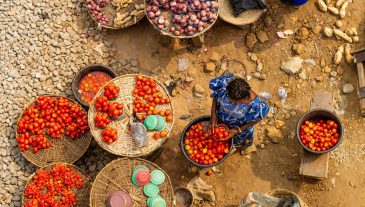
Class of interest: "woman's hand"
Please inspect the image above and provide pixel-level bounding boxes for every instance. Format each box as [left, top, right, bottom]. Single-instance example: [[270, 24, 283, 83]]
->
[[220, 128, 239, 140]]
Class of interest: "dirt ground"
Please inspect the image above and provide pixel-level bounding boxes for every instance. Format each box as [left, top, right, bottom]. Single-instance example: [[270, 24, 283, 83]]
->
[[104, 0, 365, 206]]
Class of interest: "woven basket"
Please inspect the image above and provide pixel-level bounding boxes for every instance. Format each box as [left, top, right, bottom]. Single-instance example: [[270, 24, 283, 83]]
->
[[145, 0, 219, 39], [88, 74, 174, 157], [22, 163, 91, 207], [266, 189, 308, 207], [90, 158, 174, 206], [219, 0, 266, 26], [16, 96, 92, 167], [88, 0, 145, 29]]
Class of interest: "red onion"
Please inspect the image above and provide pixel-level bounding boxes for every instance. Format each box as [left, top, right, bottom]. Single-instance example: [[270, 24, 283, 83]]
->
[[174, 31, 180, 36], [201, 16, 207, 22], [158, 24, 164, 29], [170, 26, 176, 32], [146, 5, 152, 12], [147, 12, 155, 18], [200, 10, 206, 17], [189, 14, 197, 21], [152, 6, 159, 12], [155, 10, 161, 16]]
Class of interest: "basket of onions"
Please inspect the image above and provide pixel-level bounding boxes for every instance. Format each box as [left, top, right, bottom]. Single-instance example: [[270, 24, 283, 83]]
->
[[145, 0, 219, 38]]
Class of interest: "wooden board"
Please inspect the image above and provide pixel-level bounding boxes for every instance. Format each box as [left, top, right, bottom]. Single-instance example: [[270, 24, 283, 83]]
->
[[299, 91, 332, 179]]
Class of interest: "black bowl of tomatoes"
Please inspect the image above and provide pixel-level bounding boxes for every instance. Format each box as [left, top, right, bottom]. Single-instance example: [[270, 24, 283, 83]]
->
[[296, 109, 343, 154], [72, 64, 117, 108], [181, 115, 233, 168]]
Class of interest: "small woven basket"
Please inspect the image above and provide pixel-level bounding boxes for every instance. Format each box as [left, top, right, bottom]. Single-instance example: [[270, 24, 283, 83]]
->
[[22, 163, 92, 207], [88, 0, 145, 29], [219, 0, 266, 26], [16, 96, 92, 167], [145, 0, 220, 39], [267, 189, 308, 207], [88, 74, 174, 157], [90, 158, 174, 207]]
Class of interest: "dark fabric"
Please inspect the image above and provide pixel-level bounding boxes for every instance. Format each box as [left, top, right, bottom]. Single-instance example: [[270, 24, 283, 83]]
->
[[230, 0, 267, 17]]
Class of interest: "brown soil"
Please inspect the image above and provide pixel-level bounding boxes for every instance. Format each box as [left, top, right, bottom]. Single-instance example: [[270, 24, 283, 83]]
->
[[107, 0, 365, 206]]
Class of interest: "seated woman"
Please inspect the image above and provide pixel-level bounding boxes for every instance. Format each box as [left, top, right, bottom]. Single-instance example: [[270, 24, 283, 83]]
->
[[209, 73, 270, 154]]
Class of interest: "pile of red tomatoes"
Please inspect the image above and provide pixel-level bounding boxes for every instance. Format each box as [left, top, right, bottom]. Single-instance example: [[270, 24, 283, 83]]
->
[[78, 71, 112, 105], [299, 119, 340, 152], [16, 96, 89, 153], [93, 83, 122, 144], [24, 164, 88, 207], [132, 75, 172, 139], [183, 122, 230, 166]]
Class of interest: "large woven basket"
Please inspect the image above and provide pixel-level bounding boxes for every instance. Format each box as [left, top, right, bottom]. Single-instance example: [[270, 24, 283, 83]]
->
[[22, 163, 92, 207], [267, 189, 308, 207], [145, 0, 219, 39], [90, 158, 174, 206], [16, 96, 92, 167], [88, 0, 145, 29], [88, 74, 174, 157], [219, 0, 266, 26]]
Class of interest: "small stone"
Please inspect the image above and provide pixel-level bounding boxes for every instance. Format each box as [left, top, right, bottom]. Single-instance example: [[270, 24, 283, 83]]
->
[[246, 33, 258, 49], [274, 120, 285, 129], [298, 27, 309, 39], [323, 27, 334, 37], [130, 59, 139, 67], [292, 44, 304, 55], [320, 59, 326, 67], [177, 59, 189, 72], [266, 126, 284, 144], [260, 144, 265, 149], [330, 177, 336, 188], [256, 30, 269, 43], [299, 70, 307, 80], [290, 111, 297, 116], [259, 74, 267, 80], [252, 72, 261, 79], [264, 16, 273, 26], [315, 76, 324, 82], [291, 153, 298, 158], [193, 84, 205, 94], [180, 114, 193, 120], [250, 53, 258, 62], [349, 181, 356, 188], [342, 84, 354, 94], [281, 56, 303, 74], [185, 77, 194, 82], [313, 25, 322, 34], [89, 164, 96, 172], [256, 63, 263, 72], [244, 145, 257, 155], [205, 62, 216, 72], [323, 66, 331, 73], [335, 20, 343, 28], [210, 52, 220, 62], [119, 59, 127, 66]]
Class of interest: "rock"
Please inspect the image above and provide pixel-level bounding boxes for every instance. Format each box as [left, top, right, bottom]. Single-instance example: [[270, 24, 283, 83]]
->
[[185, 77, 194, 83], [342, 84, 354, 94], [313, 25, 322, 34], [193, 84, 205, 94], [256, 63, 263, 72], [252, 72, 261, 79], [335, 20, 343, 28], [320, 59, 326, 68], [274, 120, 285, 129], [187, 177, 216, 202], [323, 66, 331, 73], [266, 126, 284, 144], [205, 62, 216, 72], [246, 33, 258, 49], [281, 56, 303, 74], [330, 177, 336, 188], [323, 27, 334, 37], [180, 114, 193, 120], [256, 30, 269, 43], [209, 52, 220, 62], [264, 16, 273, 26], [260, 144, 265, 149], [130, 59, 139, 67], [315, 76, 324, 82], [177, 59, 189, 72], [299, 70, 307, 80], [250, 53, 258, 62], [244, 145, 257, 154], [298, 27, 309, 39], [349, 181, 356, 188], [89, 164, 96, 172], [292, 44, 304, 55], [259, 74, 267, 80]]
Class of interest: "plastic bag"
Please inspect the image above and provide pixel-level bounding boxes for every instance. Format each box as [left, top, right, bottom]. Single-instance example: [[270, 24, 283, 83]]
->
[[230, 0, 266, 17], [130, 122, 148, 148]]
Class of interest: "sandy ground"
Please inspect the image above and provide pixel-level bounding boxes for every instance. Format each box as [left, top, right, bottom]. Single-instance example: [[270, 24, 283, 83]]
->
[[105, 0, 365, 206]]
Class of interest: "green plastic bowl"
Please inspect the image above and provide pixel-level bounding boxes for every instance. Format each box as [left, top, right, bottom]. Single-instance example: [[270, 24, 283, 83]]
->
[[155, 115, 166, 132], [151, 197, 166, 207], [133, 165, 149, 175], [143, 183, 159, 197], [150, 170, 166, 185], [144, 115, 159, 131], [147, 195, 162, 207]]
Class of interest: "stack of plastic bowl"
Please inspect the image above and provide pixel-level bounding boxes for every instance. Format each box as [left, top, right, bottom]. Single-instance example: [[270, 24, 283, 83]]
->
[[143, 115, 166, 132], [131, 166, 167, 207], [106, 191, 133, 207]]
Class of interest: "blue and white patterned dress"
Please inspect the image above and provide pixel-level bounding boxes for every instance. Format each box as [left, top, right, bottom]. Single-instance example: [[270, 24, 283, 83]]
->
[[209, 73, 270, 147]]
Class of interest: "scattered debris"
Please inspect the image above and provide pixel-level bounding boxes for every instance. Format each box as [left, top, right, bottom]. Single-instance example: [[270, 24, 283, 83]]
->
[[281, 56, 303, 74], [276, 30, 294, 39]]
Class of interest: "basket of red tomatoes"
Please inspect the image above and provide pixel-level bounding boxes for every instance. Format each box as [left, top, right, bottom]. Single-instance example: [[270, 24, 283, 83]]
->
[[181, 115, 233, 168], [16, 96, 92, 167], [72, 64, 117, 108], [296, 109, 343, 154], [22, 163, 91, 207]]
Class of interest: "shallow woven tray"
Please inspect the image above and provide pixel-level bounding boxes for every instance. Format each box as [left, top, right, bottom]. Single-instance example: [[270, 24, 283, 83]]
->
[[88, 0, 145, 29], [267, 189, 308, 207], [90, 158, 174, 206], [219, 0, 266, 26], [22, 163, 91, 207], [88, 74, 174, 157], [16, 96, 92, 167], [145, 0, 219, 39]]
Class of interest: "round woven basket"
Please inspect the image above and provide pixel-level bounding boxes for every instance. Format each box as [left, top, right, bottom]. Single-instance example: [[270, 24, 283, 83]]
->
[[267, 189, 308, 207], [90, 158, 174, 206], [88, 74, 174, 157], [219, 0, 266, 26], [88, 0, 145, 29], [22, 163, 92, 207], [145, 0, 219, 39], [16, 96, 92, 167]]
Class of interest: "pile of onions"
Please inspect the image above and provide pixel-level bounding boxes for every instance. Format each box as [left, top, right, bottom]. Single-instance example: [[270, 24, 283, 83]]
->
[[87, 0, 110, 25], [146, 0, 218, 36]]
